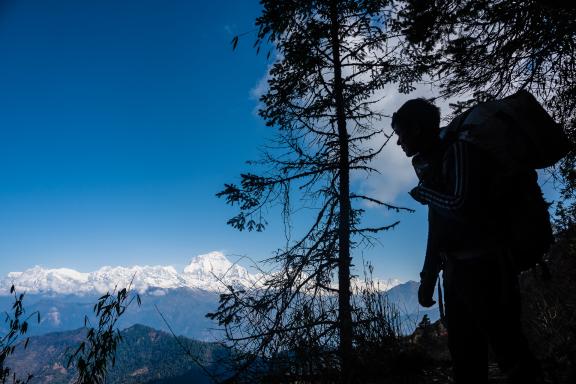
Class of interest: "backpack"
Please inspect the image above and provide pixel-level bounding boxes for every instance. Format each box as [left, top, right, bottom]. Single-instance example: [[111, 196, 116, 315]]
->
[[444, 90, 571, 169], [442, 90, 570, 273]]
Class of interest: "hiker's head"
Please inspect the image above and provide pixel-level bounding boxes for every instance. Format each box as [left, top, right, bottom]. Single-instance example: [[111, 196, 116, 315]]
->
[[391, 98, 440, 157]]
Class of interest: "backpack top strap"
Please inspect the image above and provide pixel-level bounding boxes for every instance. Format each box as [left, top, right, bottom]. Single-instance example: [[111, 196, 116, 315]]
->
[[440, 107, 475, 144]]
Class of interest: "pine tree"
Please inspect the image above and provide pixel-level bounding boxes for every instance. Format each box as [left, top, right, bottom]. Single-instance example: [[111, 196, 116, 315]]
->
[[211, 0, 416, 382]]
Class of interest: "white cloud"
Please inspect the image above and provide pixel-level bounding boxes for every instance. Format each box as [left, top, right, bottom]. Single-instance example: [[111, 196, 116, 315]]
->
[[353, 82, 462, 204], [354, 139, 416, 204], [250, 70, 270, 101]]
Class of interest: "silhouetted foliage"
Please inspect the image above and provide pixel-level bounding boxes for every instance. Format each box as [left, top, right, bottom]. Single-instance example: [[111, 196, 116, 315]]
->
[[394, 0, 575, 119], [417, 314, 430, 330], [520, 225, 576, 384], [67, 285, 141, 384], [393, 0, 576, 203], [212, 0, 417, 382], [0, 285, 39, 384]]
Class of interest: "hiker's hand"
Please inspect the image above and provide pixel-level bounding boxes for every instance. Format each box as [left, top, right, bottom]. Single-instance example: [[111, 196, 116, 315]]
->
[[418, 272, 437, 308]]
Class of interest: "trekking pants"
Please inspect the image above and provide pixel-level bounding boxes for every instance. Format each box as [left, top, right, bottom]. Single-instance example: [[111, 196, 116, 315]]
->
[[442, 249, 541, 384]]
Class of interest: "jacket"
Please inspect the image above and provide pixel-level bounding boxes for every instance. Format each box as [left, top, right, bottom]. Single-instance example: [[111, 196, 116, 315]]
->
[[410, 139, 509, 277]]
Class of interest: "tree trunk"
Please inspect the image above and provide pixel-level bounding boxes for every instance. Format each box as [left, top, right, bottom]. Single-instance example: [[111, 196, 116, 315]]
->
[[329, 1, 354, 382]]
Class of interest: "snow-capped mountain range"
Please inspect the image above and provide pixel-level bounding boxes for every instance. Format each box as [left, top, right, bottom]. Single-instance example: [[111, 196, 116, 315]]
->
[[0, 251, 261, 295], [0, 253, 415, 339]]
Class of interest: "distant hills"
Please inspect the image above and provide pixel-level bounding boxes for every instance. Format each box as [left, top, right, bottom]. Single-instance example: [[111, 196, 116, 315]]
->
[[384, 280, 440, 333], [6, 324, 231, 384], [0, 287, 222, 340], [0, 281, 438, 340]]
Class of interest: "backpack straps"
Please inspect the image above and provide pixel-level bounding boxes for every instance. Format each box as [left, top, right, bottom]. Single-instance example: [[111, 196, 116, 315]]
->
[[440, 108, 475, 144]]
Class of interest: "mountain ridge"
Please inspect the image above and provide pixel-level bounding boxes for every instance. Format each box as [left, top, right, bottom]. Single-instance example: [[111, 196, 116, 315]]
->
[[0, 251, 402, 296], [0, 251, 262, 295]]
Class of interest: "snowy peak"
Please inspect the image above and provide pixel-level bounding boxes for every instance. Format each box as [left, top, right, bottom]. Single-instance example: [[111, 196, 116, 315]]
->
[[89, 265, 182, 294], [182, 252, 259, 291], [0, 252, 258, 296], [184, 251, 234, 276], [183, 251, 254, 284]]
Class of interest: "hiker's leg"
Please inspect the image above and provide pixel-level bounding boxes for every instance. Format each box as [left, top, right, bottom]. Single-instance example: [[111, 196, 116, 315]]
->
[[444, 259, 489, 384], [447, 307, 488, 384], [484, 252, 543, 384]]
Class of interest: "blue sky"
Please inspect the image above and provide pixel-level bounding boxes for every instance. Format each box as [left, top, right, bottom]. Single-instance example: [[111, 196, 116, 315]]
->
[[0, 0, 560, 283]]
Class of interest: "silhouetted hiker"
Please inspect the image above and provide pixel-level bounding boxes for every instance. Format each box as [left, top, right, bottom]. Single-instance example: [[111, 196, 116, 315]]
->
[[391, 98, 544, 384]]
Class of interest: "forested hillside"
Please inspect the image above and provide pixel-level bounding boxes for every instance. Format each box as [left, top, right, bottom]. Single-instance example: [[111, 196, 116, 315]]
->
[[6, 324, 230, 384]]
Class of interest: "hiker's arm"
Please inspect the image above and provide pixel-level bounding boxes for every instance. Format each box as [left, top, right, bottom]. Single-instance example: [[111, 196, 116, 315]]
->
[[422, 210, 442, 277], [420, 210, 440, 308], [410, 141, 479, 221]]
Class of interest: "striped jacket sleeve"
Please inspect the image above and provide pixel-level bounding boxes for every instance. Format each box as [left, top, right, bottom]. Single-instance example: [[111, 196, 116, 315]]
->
[[410, 141, 472, 221]]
